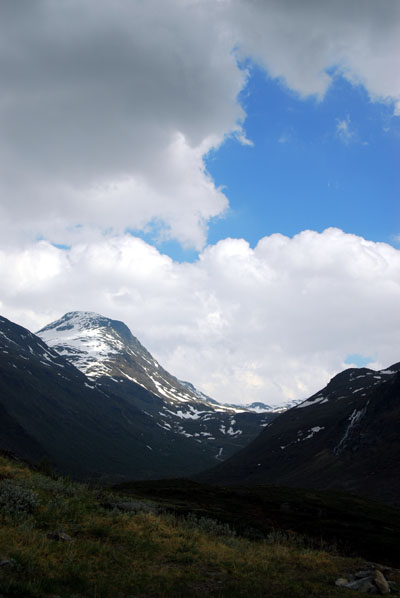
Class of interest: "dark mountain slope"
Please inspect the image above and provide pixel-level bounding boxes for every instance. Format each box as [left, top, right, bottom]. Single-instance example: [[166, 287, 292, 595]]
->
[[0, 315, 251, 481], [0, 401, 47, 464], [37, 311, 274, 462], [198, 363, 400, 505]]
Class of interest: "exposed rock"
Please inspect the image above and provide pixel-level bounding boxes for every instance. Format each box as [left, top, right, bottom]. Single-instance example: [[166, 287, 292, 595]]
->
[[355, 570, 373, 579], [346, 577, 374, 590], [335, 567, 394, 594], [374, 569, 391, 594], [335, 578, 350, 587], [367, 563, 393, 575], [359, 580, 377, 593], [47, 531, 72, 542]]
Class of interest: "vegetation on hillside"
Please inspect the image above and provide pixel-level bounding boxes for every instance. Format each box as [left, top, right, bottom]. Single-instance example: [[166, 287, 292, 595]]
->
[[116, 478, 400, 567], [0, 455, 399, 598]]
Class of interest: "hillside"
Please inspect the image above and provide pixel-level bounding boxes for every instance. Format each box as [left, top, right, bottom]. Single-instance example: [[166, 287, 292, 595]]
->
[[198, 363, 400, 505], [1, 314, 259, 481], [1, 453, 399, 597], [37, 311, 274, 461]]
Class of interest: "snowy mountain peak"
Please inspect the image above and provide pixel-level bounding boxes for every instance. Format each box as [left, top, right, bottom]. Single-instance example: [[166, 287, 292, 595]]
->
[[36, 311, 279, 456], [39, 311, 136, 348], [37, 311, 230, 409], [37, 311, 167, 384], [1, 312, 278, 476]]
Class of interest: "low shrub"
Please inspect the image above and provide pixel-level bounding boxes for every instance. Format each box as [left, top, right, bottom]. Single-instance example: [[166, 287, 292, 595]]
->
[[266, 527, 338, 553], [0, 479, 39, 518], [183, 512, 236, 538]]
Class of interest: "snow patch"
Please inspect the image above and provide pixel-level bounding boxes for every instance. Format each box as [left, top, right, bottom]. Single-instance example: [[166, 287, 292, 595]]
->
[[334, 403, 369, 455], [296, 396, 325, 409], [215, 447, 223, 460], [303, 426, 325, 440], [164, 407, 206, 420]]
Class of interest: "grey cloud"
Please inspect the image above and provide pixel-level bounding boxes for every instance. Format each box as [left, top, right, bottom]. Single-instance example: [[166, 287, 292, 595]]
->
[[1, 0, 399, 248], [229, 0, 400, 102], [0, 0, 243, 245]]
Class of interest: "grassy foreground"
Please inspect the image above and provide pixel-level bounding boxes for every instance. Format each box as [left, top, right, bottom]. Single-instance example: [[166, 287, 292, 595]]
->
[[116, 478, 400, 566], [0, 455, 396, 598]]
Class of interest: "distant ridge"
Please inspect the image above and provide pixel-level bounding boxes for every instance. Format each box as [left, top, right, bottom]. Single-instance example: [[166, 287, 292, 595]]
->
[[198, 362, 400, 505]]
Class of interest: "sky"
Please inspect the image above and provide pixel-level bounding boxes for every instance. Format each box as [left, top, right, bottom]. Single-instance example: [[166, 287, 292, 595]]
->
[[0, 0, 399, 405]]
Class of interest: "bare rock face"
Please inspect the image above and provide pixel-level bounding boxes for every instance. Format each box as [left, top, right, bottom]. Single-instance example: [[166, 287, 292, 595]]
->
[[345, 578, 375, 592], [374, 570, 391, 594], [335, 566, 394, 594], [335, 578, 350, 587]]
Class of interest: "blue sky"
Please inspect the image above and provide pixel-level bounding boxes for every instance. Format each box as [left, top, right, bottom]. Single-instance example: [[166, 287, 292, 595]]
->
[[209, 67, 398, 244], [153, 64, 399, 262]]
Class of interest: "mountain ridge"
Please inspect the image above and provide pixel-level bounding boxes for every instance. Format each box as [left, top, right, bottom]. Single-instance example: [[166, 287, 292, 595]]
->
[[198, 360, 400, 505], [0, 312, 274, 480], [37, 311, 275, 462]]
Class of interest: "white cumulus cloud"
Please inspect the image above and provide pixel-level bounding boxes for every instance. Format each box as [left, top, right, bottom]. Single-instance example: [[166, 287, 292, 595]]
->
[[1, 229, 399, 405]]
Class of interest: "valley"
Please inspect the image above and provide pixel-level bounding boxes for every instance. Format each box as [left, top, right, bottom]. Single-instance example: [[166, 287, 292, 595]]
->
[[1, 310, 399, 596]]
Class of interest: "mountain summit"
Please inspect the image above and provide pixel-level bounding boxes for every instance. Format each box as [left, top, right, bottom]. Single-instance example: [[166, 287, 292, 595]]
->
[[38, 311, 204, 404], [37, 311, 274, 463], [0, 312, 274, 480]]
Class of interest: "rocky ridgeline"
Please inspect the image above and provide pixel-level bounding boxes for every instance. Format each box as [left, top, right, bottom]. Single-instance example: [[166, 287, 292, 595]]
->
[[336, 564, 399, 594]]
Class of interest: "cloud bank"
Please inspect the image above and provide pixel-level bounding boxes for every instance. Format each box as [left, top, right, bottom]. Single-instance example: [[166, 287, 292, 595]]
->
[[1, 229, 399, 404], [230, 0, 400, 106]]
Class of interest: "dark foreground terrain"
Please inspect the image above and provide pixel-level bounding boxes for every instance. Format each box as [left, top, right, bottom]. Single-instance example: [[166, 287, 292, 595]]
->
[[115, 477, 400, 568], [1, 453, 400, 597]]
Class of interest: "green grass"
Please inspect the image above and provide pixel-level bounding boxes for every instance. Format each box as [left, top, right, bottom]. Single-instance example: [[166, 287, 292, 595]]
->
[[0, 455, 398, 598], [115, 478, 400, 566]]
